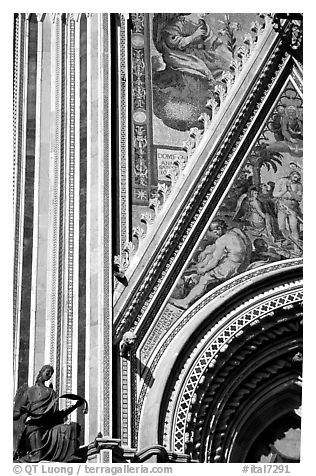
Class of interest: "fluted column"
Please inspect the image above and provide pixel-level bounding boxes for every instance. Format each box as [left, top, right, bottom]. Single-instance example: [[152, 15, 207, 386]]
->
[[13, 12, 114, 453], [14, 14, 39, 389], [27, 13, 53, 384], [59, 13, 81, 409], [44, 13, 65, 394], [85, 12, 113, 459], [13, 13, 27, 393]]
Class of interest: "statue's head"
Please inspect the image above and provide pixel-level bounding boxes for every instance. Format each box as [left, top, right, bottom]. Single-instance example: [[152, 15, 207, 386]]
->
[[36, 365, 54, 383]]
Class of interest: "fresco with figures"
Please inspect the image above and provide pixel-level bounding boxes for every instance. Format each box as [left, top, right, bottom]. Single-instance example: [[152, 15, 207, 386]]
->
[[132, 13, 268, 220], [169, 81, 303, 310], [151, 13, 264, 135]]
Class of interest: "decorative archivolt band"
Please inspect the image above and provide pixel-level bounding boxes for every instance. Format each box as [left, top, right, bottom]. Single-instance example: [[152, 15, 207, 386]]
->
[[161, 280, 302, 453], [137, 259, 302, 412], [140, 258, 302, 364]]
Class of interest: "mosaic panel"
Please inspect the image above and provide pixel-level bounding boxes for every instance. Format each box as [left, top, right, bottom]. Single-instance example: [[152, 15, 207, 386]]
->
[[168, 80, 303, 311]]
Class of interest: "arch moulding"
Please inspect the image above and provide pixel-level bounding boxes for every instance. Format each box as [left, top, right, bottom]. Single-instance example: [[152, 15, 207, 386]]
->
[[137, 274, 302, 460]]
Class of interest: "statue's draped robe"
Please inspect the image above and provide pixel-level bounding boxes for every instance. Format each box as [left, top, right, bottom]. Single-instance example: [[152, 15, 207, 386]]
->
[[14, 384, 80, 462]]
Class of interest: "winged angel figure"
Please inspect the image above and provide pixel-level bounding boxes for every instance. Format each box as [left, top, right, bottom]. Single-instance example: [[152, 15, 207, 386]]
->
[[13, 365, 88, 462]]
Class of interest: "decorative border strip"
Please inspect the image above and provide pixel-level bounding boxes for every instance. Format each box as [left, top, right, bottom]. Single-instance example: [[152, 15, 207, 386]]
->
[[45, 14, 63, 392], [56, 14, 66, 395], [140, 306, 182, 363], [65, 15, 76, 394], [13, 14, 25, 388], [119, 14, 129, 251], [121, 357, 130, 446], [13, 14, 21, 208], [131, 13, 150, 204], [49, 13, 60, 364], [103, 12, 112, 437]]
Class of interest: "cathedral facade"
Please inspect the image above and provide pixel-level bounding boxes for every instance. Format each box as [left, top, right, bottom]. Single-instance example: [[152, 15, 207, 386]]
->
[[13, 13, 303, 463]]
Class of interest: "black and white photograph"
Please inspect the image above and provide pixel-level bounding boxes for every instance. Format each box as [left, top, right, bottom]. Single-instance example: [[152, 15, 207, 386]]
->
[[5, 4, 312, 474]]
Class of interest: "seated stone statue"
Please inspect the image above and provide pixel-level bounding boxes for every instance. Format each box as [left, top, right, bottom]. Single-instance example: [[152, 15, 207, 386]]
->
[[13, 365, 88, 462]]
